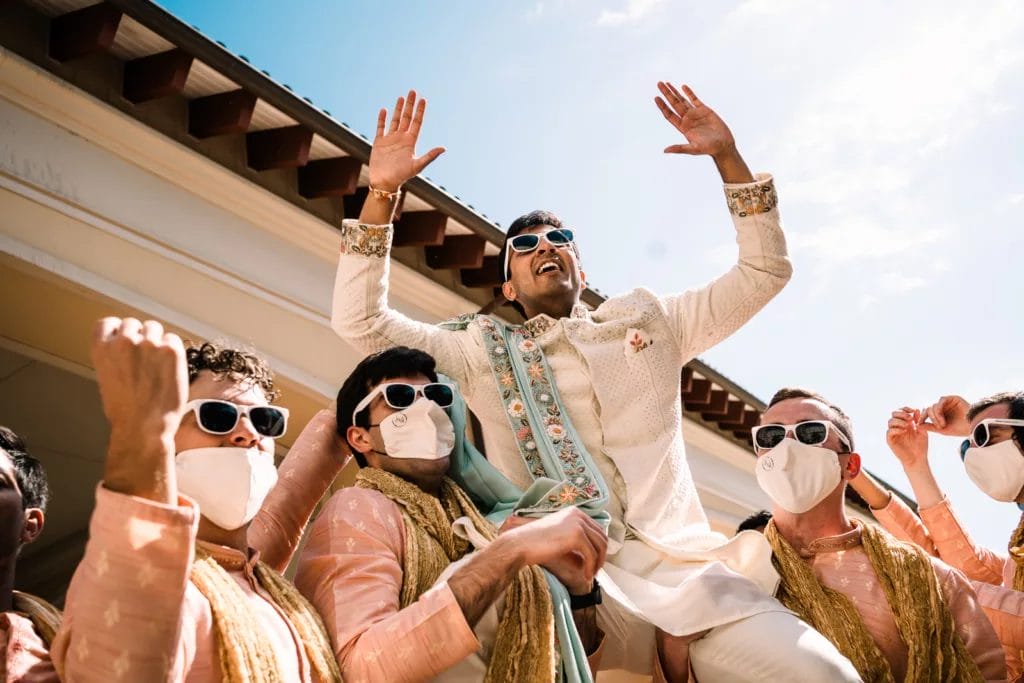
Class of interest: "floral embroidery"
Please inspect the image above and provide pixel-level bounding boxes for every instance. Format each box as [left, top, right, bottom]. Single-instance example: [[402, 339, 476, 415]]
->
[[626, 328, 654, 354], [339, 221, 392, 258], [477, 315, 605, 510], [725, 178, 778, 217]]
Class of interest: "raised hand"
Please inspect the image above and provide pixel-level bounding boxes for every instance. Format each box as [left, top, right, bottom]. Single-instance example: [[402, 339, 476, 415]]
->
[[655, 82, 736, 158], [91, 317, 188, 503], [367, 90, 446, 192], [886, 407, 930, 470], [921, 395, 971, 437], [504, 507, 608, 595]]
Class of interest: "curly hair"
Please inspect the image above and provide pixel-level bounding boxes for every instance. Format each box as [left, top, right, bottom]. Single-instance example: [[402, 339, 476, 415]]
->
[[186, 341, 279, 401]]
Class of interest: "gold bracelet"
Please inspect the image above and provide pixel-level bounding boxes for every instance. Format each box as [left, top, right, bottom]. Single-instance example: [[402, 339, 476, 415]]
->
[[369, 186, 401, 202]]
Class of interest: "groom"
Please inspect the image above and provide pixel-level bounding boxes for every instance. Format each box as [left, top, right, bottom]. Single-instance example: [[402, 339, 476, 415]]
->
[[330, 85, 859, 680]]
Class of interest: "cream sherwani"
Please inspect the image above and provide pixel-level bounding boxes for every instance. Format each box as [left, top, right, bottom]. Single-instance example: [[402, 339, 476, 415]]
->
[[332, 174, 794, 673]]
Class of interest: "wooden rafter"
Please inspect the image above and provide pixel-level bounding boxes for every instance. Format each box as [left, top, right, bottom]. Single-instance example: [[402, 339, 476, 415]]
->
[[392, 211, 447, 247], [298, 157, 362, 199], [426, 235, 485, 270], [122, 48, 193, 103], [49, 3, 122, 62], [188, 89, 257, 138], [461, 256, 502, 288], [246, 125, 313, 171]]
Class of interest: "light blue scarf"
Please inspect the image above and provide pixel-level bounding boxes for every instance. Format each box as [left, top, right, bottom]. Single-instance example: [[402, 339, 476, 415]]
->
[[441, 313, 612, 682]]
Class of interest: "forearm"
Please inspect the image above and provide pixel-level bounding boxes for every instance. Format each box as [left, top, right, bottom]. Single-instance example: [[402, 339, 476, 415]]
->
[[358, 191, 401, 225], [713, 146, 754, 184], [850, 471, 893, 510], [903, 461, 946, 510], [447, 534, 526, 626], [249, 428, 348, 571], [102, 424, 177, 505]]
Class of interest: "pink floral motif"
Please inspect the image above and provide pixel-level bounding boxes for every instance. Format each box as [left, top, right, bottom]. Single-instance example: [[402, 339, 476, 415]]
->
[[519, 339, 537, 353], [629, 331, 651, 353], [527, 363, 545, 380], [516, 426, 532, 441], [499, 372, 515, 387]]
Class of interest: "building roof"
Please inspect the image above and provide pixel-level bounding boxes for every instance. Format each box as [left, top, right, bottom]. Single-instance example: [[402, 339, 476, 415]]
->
[[0, 0, 915, 511]]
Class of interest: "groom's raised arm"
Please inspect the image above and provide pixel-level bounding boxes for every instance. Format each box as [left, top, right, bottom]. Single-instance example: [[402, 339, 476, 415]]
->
[[331, 91, 481, 388], [653, 83, 793, 362]]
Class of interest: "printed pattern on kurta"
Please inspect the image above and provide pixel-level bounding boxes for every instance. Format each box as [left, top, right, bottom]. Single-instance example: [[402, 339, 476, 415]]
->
[[1, 611, 57, 682], [295, 486, 481, 681], [331, 173, 794, 648], [51, 486, 317, 682], [873, 494, 1024, 678], [798, 526, 1007, 682]]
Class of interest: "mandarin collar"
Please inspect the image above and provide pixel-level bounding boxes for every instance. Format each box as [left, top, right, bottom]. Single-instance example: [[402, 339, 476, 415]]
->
[[522, 303, 590, 338], [798, 522, 863, 558], [196, 539, 262, 576]]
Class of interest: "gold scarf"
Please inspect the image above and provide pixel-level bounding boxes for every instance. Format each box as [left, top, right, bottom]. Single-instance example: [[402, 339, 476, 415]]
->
[[190, 548, 342, 683], [11, 590, 61, 647], [766, 519, 984, 683], [355, 468, 557, 683], [1007, 514, 1024, 664]]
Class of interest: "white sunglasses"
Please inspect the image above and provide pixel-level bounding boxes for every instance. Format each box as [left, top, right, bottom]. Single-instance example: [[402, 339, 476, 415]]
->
[[503, 228, 575, 280], [752, 420, 852, 453], [184, 399, 289, 438], [351, 382, 455, 424]]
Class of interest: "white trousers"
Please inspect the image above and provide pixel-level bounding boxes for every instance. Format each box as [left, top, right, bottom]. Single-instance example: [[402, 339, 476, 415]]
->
[[597, 598, 861, 682], [688, 611, 861, 682]]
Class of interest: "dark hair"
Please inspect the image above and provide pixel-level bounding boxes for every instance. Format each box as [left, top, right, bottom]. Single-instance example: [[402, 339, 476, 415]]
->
[[336, 347, 439, 467], [968, 392, 1024, 446], [0, 426, 50, 512], [766, 387, 855, 452], [498, 210, 573, 318], [186, 341, 279, 401], [736, 509, 772, 534]]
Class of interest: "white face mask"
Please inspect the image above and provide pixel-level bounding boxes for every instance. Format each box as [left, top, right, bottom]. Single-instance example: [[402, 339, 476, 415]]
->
[[756, 438, 843, 514], [175, 446, 279, 530], [378, 398, 455, 460], [964, 439, 1024, 502]]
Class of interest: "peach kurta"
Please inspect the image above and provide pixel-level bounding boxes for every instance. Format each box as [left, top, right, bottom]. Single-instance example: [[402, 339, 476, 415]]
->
[[799, 525, 1007, 681], [51, 487, 318, 682], [296, 486, 483, 681], [1, 610, 56, 682], [874, 494, 1024, 679]]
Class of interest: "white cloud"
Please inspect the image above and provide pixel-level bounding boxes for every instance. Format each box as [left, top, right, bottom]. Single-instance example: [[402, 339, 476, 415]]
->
[[597, 0, 664, 26], [755, 1, 1024, 295]]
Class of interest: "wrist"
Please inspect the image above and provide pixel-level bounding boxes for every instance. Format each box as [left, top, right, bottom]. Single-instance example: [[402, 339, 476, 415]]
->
[[489, 533, 529, 573], [367, 177, 402, 194]]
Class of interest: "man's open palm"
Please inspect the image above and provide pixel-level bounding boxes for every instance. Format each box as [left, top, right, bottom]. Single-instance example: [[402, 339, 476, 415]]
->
[[368, 90, 445, 192], [655, 82, 736, 157]]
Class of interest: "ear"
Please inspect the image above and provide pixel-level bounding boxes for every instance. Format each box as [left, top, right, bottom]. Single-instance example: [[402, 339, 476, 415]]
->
[[501, 281, 516, 302], [346, 426, 374, 457], [21, 508, 44, 545], [842, 452, 862, 480]]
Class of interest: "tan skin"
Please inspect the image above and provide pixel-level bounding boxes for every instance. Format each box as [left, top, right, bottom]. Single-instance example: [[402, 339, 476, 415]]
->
[[0, 451, 44, 612], [358, 85, 755, 320], [658, 397, 863, 682], [863, 397, 1024, 510], [92, 316, 283, 555], [346, 376, 608, 608]]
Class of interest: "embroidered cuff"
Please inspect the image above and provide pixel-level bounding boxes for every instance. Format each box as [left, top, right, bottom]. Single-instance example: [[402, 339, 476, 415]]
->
[[339, 219, 393, 258], [724, 173, 778, 217]]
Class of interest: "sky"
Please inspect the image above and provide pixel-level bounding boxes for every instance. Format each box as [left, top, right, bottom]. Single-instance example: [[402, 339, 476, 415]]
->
[[159, 0, 1024, 549]]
